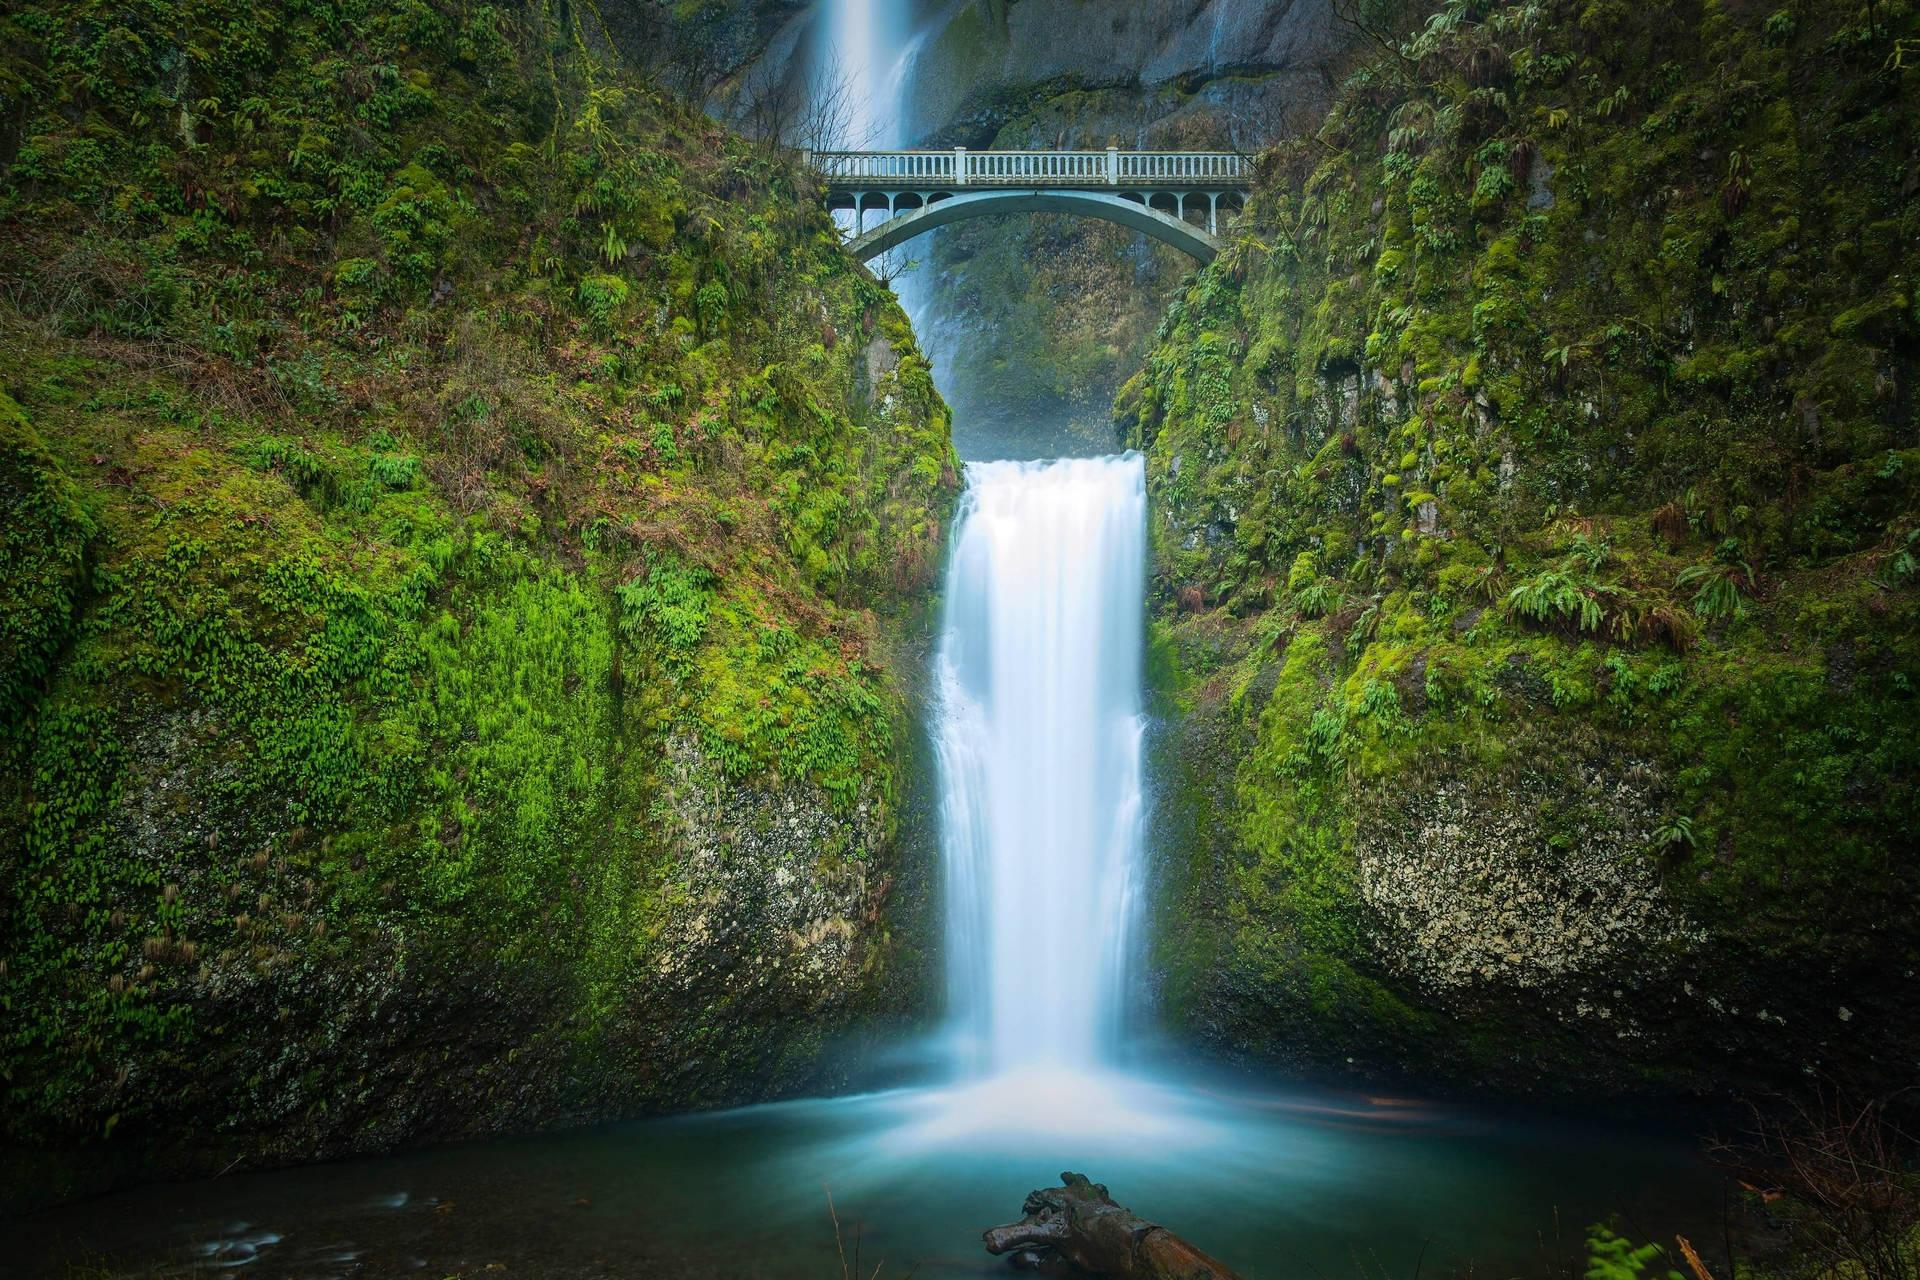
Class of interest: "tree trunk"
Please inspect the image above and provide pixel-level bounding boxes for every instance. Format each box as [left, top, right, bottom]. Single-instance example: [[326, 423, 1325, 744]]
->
[[983, 1172, 1244, 1279]]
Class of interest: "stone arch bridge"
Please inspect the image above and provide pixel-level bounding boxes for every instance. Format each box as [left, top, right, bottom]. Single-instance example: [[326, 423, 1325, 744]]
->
[[807, 148, 1253, 264]]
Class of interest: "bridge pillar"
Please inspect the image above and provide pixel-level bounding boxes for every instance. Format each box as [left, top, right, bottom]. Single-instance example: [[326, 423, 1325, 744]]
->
[[1107, 145, 1118, 185], [1207, 192, 1219, 236], [954, 146, 968, 185]]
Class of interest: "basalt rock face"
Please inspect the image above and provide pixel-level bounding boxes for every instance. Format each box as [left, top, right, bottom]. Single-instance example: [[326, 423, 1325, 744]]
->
[[0, 0, 956, 1204], [1126, 0, 1920, 1095], [901, 0, 1342, 149]]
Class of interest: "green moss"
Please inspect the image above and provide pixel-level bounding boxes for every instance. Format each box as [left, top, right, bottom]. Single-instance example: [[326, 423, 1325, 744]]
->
[[1130, 0, 1920, 1091], [0, 392, 94, 721], [0, 0, 957, 1176]]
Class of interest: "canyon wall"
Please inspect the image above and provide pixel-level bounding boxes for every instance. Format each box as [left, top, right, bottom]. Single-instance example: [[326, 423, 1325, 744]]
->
[[1125, 0, 1920, 1094], [0, 0, 956, 1202]]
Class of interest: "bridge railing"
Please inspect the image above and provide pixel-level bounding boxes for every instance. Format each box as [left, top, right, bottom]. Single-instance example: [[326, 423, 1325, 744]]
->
[[967, 150, 1110, 182], [1117, 152, 1249, 182], [808, 149, 1252, 188], [810, 150, 958, 181]]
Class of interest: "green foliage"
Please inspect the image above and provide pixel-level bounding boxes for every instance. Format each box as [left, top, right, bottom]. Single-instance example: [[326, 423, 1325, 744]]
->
[[577, 273, 631, 328], [0, 0, 959, 1166], [1133, 0, 1920, 1091], [0, 393, 94, 721], [245, 436, 328, 493], [1890, 531, 1919, 585], [1508, 564, 1609, 633], [1585, 1228, 1684, 1280], [1295, 579, 1342, 618], [691, 612, 893, 806], [1654, 813, 1695, 848], [617, 554, 714, 654], [1287, 551, 1343, 617], [1677, 560, 1752, 620]]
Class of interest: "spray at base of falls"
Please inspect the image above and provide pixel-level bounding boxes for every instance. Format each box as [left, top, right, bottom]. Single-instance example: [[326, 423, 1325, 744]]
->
[[935, 455, 1148, 1084]]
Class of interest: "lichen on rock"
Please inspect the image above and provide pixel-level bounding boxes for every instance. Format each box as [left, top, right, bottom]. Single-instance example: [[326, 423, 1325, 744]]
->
[[653, 734, 889, 994], [1356, 764, 1694, 993]]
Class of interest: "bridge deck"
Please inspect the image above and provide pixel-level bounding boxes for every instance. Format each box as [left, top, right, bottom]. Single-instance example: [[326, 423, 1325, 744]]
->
[[809, 149, 1253, 190]]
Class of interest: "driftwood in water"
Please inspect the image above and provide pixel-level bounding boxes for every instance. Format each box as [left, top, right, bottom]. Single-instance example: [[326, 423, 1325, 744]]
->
[[983, 1172, 1244, 1279]]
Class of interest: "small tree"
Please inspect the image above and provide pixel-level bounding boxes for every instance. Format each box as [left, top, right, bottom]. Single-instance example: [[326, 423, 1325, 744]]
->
[[1715, 1088, 1920, 1280]]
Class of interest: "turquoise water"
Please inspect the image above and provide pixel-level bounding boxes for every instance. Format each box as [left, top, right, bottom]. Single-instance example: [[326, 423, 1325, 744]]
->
[[12, 1056, 1723, 1279]]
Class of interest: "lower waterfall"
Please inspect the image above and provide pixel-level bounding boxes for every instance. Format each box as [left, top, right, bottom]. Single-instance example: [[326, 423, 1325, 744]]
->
[[934, 454, 1147, 1078], [14, 449, 1725, 1273]]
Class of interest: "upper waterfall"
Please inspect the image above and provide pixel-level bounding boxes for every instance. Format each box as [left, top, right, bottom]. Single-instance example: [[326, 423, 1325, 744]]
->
[[818, 0, 914, 148]]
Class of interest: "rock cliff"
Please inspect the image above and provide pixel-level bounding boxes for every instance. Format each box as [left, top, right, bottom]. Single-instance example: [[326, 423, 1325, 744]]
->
[[1123, 0, 1920, 1094], [0, 0, 956, 1203]]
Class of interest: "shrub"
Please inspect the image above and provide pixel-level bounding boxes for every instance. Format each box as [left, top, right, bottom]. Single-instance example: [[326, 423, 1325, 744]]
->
[[577, 273, 630, 328]]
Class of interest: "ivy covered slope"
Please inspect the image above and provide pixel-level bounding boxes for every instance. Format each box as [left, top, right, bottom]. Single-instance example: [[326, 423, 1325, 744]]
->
[[1122, 0, 1919, 1093], [0, 0, 957, 1197]]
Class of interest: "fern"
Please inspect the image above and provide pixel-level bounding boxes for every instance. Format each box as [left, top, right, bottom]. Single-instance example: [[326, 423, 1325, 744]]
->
[[1507, 567, 1607, 632], [1678, 560, 1751, 620], [1294, 579, 1340, 619], [1348, 601, 1381, 647], [1568, 533, 1611, 572], [616, 554, 715, 655], [1585, 1227, 1684, 1280], [1654, 814, 1695, 848], [366, 452, 419, 491], [1888, 531, 1917, 583]]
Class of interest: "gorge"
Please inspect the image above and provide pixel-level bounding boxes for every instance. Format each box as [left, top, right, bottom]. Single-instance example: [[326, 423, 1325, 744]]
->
[[3, 0, 1918, 1277]]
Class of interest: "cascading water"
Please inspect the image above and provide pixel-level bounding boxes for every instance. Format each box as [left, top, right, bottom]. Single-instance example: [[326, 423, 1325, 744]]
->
[[816, 0, 942, 362], [819, 0, 907, 147], [934, 455, 1148, 1079], [814, 1, 1156, 1087]]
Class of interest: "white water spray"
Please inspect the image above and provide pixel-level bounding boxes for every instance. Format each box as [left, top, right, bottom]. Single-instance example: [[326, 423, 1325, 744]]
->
[[935, 456, 1148, 1077]]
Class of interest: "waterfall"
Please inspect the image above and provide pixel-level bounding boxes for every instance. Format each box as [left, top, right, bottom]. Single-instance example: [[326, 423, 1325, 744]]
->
[[935, 456, 1148, 1077], [817, 2, 1152, 1083], [818, 0, 910, 148], [815, 0, 942, 365]]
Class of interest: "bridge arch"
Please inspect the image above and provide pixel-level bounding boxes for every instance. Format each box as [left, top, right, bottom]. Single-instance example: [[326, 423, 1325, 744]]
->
[[842, 189, 1226, 263]]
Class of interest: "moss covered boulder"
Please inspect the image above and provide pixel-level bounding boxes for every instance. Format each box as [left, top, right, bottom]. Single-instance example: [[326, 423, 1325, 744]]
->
[[1125, 0, 1920, 1095], [0, 0, 957, 1202]]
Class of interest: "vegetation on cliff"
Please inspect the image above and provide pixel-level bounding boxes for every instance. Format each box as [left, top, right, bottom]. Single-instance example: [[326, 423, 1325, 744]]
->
[[1125, 0, 1919, 1093], [0, 0, 956, 1195]]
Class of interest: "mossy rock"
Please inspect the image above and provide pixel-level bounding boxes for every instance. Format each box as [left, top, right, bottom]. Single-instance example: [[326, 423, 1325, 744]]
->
[[1130, 0, 1920, 1096]]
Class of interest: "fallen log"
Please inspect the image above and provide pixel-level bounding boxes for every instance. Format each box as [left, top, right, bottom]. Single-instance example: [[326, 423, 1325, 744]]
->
[[983, 1171, 1244, 1279]]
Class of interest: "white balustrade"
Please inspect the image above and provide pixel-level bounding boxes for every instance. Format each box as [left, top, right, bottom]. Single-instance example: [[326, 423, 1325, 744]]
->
[[809, 149, 1250, 189]]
